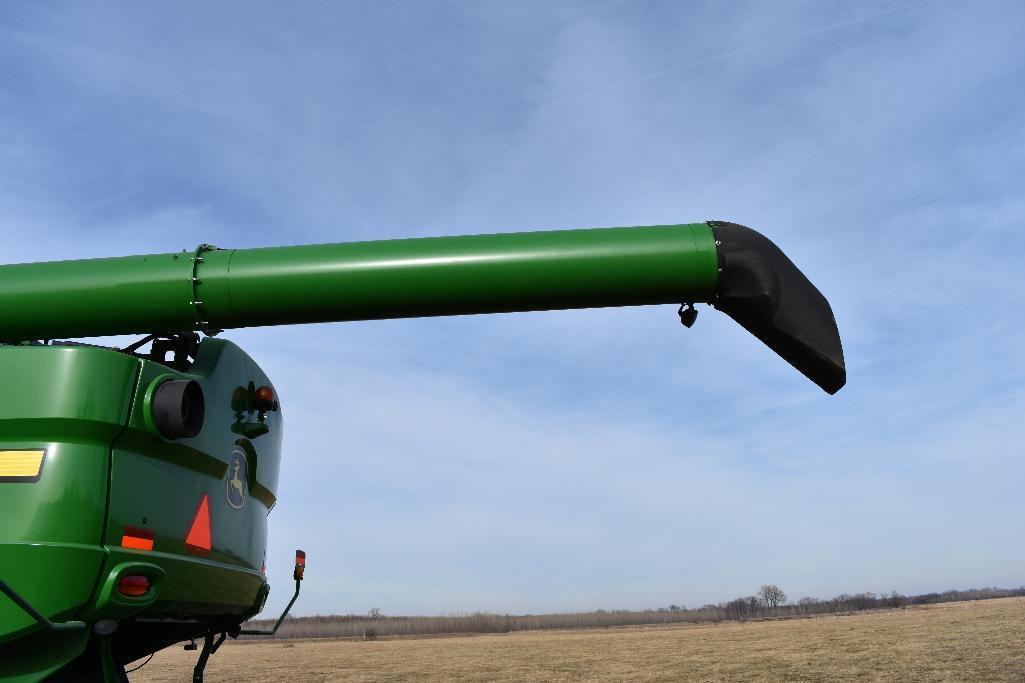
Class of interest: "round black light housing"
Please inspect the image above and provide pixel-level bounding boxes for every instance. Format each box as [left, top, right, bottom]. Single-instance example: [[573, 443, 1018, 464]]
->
[[152, 379, 205, 439]]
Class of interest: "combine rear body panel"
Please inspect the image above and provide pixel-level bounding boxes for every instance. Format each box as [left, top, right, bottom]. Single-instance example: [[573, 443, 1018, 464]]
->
[[0, 347, 131, 679], [0, 221, 845, 680], [0, 341, 279, 678]]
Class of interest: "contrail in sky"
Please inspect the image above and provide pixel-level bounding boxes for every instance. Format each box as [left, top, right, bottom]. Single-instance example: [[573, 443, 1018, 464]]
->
[[550, 1, 937, 105]]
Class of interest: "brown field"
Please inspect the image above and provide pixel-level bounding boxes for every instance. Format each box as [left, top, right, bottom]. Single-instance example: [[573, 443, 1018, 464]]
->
[[132, 597, 1025, 682]]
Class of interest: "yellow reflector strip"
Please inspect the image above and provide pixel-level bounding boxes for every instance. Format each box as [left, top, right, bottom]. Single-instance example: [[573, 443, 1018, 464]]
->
[[0, 450, 46, 481]]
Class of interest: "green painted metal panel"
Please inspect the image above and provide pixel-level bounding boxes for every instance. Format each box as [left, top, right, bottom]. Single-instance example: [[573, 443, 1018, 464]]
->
[[103, 338, 278, 618], [0, 626, 90, 681], [0, 346, 138, 430], [0, 543, 106, 643], [0, 346, 139, 644]]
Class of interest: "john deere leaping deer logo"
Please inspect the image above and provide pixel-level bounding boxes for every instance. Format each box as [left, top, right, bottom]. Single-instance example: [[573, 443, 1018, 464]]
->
[[226, 447, 248, 510]]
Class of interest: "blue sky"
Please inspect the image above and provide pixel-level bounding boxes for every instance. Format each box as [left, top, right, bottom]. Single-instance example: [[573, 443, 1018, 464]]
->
[[1, 1, 1023, 617]]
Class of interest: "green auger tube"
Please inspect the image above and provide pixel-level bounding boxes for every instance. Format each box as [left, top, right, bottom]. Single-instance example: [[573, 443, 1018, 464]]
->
[[0, 222, 843, 392]]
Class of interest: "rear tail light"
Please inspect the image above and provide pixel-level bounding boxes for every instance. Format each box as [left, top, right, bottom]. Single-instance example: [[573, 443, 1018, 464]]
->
[[254, 385, 276, 412], [118, 575, 151, 597]]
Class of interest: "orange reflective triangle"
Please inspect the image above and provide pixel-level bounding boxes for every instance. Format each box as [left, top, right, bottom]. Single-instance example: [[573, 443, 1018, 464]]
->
[[185, 493, 212, 555]]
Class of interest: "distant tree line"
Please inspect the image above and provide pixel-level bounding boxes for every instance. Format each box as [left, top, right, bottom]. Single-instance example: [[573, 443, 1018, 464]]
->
[[724, 585, 1025, 621], [240, 584, 1025, 641]]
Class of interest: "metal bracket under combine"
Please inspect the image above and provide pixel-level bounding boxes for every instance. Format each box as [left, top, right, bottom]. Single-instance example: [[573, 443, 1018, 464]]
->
[[191, 626, 235, 683], [119, 332, 201, 371], [192, 550, 305, 682]]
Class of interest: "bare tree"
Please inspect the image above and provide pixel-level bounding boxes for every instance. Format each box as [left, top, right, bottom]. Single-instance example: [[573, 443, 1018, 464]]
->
[[757, 584, 787, 612], [797, 597, 818, 614], [362, 607, 382, 639]]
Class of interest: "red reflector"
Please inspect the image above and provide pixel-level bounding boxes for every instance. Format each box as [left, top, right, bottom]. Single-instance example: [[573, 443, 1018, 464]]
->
[[121, 526, 154, 551], [185, 493, 212, 555], [118, 575, 151, 597]]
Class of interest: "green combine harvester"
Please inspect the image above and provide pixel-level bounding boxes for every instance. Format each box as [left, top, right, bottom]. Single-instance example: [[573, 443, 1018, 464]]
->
[[0, 221, 844, 681]]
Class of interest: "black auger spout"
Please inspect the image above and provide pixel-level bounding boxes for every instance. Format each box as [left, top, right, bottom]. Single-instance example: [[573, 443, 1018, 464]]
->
[[710, 221, 846, 394]]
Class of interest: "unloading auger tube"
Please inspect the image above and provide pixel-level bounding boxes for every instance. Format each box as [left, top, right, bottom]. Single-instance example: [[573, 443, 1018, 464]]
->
[[0, 221, 844, 392]]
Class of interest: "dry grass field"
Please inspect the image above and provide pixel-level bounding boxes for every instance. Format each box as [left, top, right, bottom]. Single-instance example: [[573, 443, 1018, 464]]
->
[[132, 597, 1025, 682]]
